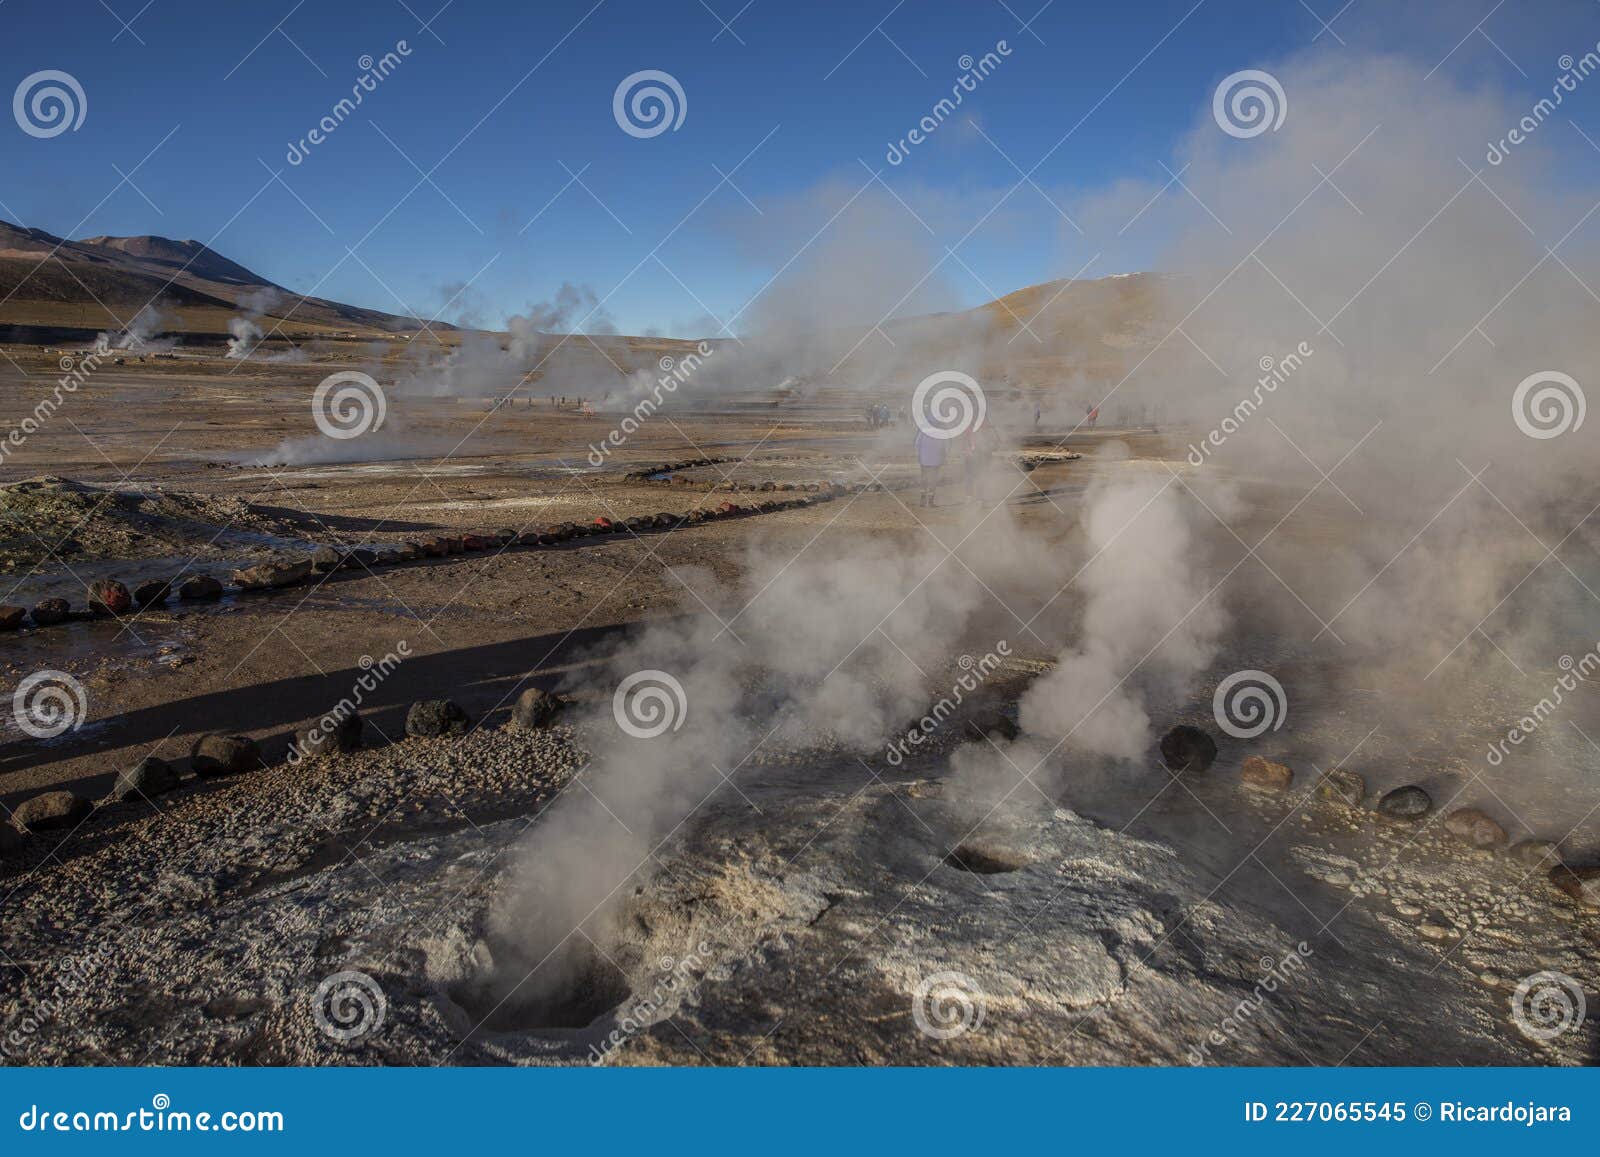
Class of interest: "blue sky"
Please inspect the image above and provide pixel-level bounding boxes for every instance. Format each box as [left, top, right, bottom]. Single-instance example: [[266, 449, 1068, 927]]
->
[[5, 0, 1600, 335]]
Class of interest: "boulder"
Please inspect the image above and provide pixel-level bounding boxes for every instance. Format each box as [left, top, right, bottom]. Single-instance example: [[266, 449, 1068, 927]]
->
[[592, 516, 615, 532], [133, 579, 171, 607], [311, 546, 342, 572], [510, 687, 564, 731], [624, 516, 652, 532], [495, 528, 515, 544], [652, 513, 676, 528], [30, 597, 71, 626], [1315, 767, 1366, 807], [1377, 784, 1432, 822], [0, 605, 25, 631], [231, 559, 312, 590], [112, 756, 180, 802], [178, 575, 223, 601], [443, 536, 465, 554], [397, 541, 424, 561], [406, 699, 470, 738], [717, 501, 740, 516], [13, 790, 91, 831], [191, 733, 261, 777], [1158, 725, 1217, 773], [419, 537, 448, 557], [295, 710, 363, 759], [1548, 864, 1600, 908], [344, 547, 378, 568], [1509, 839, 1560, 868], [87, 579, 132, 615], [1442, 807, 1507, 849], [1239, 756, 1293, 791], [461, 533, 495, 551]]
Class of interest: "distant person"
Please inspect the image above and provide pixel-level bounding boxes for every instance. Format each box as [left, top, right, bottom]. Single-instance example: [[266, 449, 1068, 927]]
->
[[915, 426, 946, 508], [958, 418, 991, 505], [1085, 403, 1099, 429]]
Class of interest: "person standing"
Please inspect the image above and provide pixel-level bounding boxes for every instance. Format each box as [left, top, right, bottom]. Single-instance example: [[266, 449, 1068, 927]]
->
[[914, 426, 946, 508]]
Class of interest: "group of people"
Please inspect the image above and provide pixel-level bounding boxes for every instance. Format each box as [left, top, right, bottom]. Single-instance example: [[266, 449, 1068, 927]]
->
[[865, 403, 899, 429]]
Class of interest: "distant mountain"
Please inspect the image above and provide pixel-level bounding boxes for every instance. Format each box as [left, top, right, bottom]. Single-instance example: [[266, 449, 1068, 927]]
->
[[0, 221, 454, 339]]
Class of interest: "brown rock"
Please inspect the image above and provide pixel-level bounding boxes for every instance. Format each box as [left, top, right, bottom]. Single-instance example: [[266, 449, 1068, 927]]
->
[[87, 579, 132, 615], [1240, 756, 1293, 791], [419, 537, 447, 557], [1548, 864, 1600, 908], [1315, 767, 1366, 807], [443, 536, 465, 554], [1158, 725, 1217, 773], [510, 687, 564, 731], [592, 516, 615, 532], [13, 790, 91, 831], [1509, 839, 1560, 867], [30, 597, 71, 625], [178, 575, 223, 600], [191, 733, 261, 777], [231, 559, 312, 590], [1443, 807, 1508, 849], [133, 579, 171, 606], [0, 605, 25, 631], [1377, 784, 1432, 821]]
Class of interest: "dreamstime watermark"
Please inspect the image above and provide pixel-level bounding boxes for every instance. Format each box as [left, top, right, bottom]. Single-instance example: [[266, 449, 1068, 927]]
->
[[13, 69, 86, 138], [1187, 941, 1313, 1064], [0, 351, 106, 467], [1511, 371, 1585, 440], [911, 970, 985, 1040], [1510, 970, 1586, 1042], [312, 370, 387, 439], [885, 41, 1013, 165], [1186, 341, 1313, 465], [587, 341, 715, 465], [1212, 669, 1287, 740], [286, 641, 410, 763], [613, 669, 687, 738], [1212, 69, 1286, 139], [587, 942, 714, 1064], [912, 370, 985, 439], [885, 642, 1012, 766], [311, 970, 386, 1045], [613, 69, 686, 138], [1485, 644, 1598, 766], [285, 42, 412, 165], [1487, 48, 1600, 165], [16, 1095, 284, 1134], [11, 670, 88, 739]]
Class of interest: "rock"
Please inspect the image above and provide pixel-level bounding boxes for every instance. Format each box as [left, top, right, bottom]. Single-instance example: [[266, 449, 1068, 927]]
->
[[344, 547, 378, 568], [87, 578, 132, 615], [191, 733, 261, 777], [112, 756, 180, 802], [12, 790, 91, 831], [592, 516, 615, 532], [406, 699, 470, 738], [624, 516, 652, 532], [0, 605, 25, 631], [510, 687, 564, 731], [1377, 784, 1432, 822], [1548, 864, 1600, 908], [495, 528, 515, 544], [1239, 756, 1293, 791], [419, 537, 448, 557], [1509, 839, 1560, 868], [1158, 725, 1217, 773], [1442, 807, 1507, 849], [30, 597, 71, 625], [133, 579, 171, 606], [295, 710, 363, 759], [652, 513, 676, 528], [717, 501, 739, 515], [178, 575, 223, 600], [311, 546, 342, 572], [231, 559, 312, 590], [1315, 767, 1366, 807], [444, 536, 465, 554], [462, 533, 495, 551], [397, 541, 424, 560]]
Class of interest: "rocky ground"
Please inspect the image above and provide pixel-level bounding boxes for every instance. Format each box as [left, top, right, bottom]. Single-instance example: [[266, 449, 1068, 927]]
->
[[0, 358, 1596, 1065]]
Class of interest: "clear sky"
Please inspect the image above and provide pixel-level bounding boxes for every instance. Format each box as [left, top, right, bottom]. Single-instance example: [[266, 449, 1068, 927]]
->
[[5, 0, 1600, 335]]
